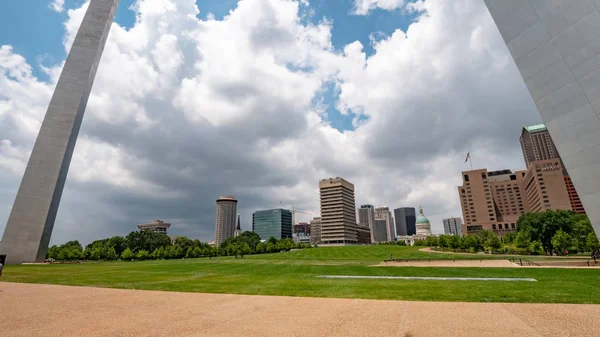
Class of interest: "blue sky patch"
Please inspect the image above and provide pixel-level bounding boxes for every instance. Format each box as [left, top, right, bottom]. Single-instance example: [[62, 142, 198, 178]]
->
[[0, 0, 419, 132]]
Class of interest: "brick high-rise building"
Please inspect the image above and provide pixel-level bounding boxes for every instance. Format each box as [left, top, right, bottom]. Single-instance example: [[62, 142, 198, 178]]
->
[[458, 169, 527, 236], [214, 196, 238, 247], [565, 176, 585, 214], [319, 177, 370, 245]]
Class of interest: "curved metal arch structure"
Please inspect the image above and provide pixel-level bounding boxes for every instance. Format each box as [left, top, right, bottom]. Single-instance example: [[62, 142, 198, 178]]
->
[[2, 0, 600, 263], [484, 0, 600, 238], [0, 0, 120, 264]]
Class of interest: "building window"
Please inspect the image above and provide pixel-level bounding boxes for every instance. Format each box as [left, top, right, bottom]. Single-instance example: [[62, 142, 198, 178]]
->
[[492, 224, 496, 230], [511, 223, 516, 229], [464, 175, 470, 182]]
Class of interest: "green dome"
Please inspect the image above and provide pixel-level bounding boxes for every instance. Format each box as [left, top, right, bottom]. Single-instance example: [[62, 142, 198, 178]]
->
[[415, 207, 430, 224]]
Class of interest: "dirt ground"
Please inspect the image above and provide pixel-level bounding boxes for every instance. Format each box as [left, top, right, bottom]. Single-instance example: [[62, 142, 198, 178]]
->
[[376, 259, 517, 267], [1, 282, 599, 337]]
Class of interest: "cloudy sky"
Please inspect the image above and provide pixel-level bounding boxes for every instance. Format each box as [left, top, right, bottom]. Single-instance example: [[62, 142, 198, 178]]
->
[[0, 0, 542, 244]]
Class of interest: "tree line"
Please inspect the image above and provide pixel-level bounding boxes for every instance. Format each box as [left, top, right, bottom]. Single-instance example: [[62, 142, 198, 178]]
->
[[47, 230, 311, 262], [422, 210, 599, 255]]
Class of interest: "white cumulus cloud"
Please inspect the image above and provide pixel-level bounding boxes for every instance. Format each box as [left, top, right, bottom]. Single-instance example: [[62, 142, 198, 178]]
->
[[49, 0, 65, 13]]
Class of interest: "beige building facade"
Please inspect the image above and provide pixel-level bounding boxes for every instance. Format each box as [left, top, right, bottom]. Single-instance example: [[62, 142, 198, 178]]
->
[[309, 217, 322, 245], [459, 160, 580, 236], [319, 177, 369, 245], [458, 169, 527, 236], [523, 159, 572, 213], [214, 196, 238, 247]]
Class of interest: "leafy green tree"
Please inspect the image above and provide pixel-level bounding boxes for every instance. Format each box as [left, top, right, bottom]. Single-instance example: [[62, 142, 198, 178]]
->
[[175, 237, 193, 253], [136, 250, 149, 260], [47, 245, 61, 260], [502, 232, 516, 244], [256, 242, 266, 254], [121, 248, 134, 260], [192, 246, 202, 258], [125, 230, 171, 253], [185, 246, 195, 259], [551, 230, 572, 254], [529, 241, 543, 255], [586, 232, 600, 251], [448, 235, 461, 250], [91, 247, 103, 260], [571, 218, 594, 253], [437, 235, 448, 248], [484, 234, 502, 251], [424, 236, 438, 247], [267, 237, 278, 245], [516, 210, 576, 251], [266, 242, 275, 253], [515, 231, 531, 249], [242, 243, 251, 257], [461, 235, 482, 252]]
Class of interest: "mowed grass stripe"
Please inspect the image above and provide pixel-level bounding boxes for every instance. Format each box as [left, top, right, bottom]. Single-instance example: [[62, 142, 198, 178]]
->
[[2, 246, 599, 303]]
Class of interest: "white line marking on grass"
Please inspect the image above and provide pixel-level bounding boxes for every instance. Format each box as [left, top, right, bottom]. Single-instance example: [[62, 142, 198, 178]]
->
[[317, 275, 537, 281]]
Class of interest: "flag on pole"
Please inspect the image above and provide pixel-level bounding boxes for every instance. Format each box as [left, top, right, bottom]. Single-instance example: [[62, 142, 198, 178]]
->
[[464, 152, 470, 163]]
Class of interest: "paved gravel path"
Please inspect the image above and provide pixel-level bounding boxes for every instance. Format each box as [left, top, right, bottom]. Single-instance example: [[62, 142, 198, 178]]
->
[[1, 282, 598, 337]]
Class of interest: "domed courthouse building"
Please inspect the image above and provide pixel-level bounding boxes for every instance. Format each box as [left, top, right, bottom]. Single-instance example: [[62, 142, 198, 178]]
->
[[415, 207, 432, 236]]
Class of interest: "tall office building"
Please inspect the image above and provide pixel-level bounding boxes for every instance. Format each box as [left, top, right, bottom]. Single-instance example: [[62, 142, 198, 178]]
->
[[309, 217, 322, 245], [520, 124, 561, 168], [358, 205, 376, 243], [373, 219, 388, 242], [442, 218, 463, 236], [484, 0, 600, 237], [214, 196, 238, 247], [375, 206, 395, 241], [458, 169, 527, 235], [252, 208, 292, 240], [393, 207, 416, 236], [523, 159, 572, 213], [520, 124, 585, 215], [0, 0, 120, 264], [319, 177, 370, 245]]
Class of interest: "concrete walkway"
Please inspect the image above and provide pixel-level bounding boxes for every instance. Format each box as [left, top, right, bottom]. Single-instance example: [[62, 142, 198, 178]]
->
[[1, 282, 598, 337]]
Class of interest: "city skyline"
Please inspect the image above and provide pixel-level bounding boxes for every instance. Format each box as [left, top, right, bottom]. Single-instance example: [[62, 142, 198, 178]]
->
[[3, 0, 596, 245]]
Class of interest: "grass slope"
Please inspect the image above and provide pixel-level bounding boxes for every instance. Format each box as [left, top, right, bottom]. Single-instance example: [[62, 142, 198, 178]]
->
[[2, 246, 598, 304]]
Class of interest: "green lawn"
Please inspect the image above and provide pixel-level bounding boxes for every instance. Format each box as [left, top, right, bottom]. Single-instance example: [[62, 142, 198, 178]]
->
[[2, 246, 598, 304]]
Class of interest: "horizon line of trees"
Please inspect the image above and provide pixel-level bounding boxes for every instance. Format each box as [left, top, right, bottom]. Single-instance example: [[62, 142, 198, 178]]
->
[[421, 210, 599, 255], [47, 230, 312, 262]]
